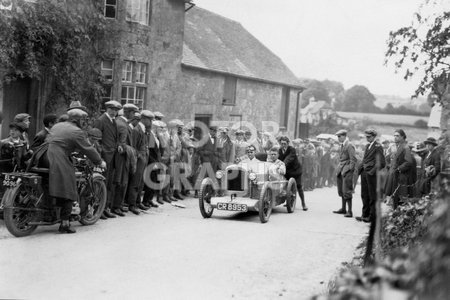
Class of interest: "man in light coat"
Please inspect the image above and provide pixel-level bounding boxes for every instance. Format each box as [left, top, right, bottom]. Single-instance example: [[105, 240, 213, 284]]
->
[[333, 130, 357, 218]]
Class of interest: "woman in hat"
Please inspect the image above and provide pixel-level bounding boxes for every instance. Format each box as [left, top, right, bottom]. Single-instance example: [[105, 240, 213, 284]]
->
[[384, 129, 414, 208], [419, 137, 441, 195]]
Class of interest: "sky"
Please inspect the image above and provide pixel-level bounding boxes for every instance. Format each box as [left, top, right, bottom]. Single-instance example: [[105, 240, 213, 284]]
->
[[192, 0, 430, 98]]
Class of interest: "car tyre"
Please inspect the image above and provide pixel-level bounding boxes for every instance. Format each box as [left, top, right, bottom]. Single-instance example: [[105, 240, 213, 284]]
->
[[199, 178, 214, 218], [259, 184, 273, 223], [286, 178, 297, 213]]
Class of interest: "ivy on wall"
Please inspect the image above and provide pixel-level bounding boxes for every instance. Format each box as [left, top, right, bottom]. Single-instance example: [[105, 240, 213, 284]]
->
[[0, 0, 108, 113]]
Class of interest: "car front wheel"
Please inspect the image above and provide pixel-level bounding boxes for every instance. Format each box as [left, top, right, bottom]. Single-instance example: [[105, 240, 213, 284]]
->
[[199, 178, 214, 218], [259, 185, 273, 223]]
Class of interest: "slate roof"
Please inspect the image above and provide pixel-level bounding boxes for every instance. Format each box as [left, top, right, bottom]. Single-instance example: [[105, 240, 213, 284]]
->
[[182, 7, 304, 90]]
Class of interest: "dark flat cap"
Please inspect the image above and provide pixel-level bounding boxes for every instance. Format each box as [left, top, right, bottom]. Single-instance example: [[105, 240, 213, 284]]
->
[[104, 100, 122, 110], [14, 113, 31, 122], [335, 129, 347, 136], [423, 137, 437, 146]]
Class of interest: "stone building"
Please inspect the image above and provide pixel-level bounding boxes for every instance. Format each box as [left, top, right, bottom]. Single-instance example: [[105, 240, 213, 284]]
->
[[180, 7, 304, 137], [0, 1, 304, 139]]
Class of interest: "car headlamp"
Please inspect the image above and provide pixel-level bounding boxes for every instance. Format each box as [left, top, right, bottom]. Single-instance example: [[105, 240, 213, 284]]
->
[[215, 170, 224, 179], [248, 172, 257, 181]]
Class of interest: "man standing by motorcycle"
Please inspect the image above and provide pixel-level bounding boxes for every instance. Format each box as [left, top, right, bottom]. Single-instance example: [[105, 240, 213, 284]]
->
[[47, 108, 105, 233]]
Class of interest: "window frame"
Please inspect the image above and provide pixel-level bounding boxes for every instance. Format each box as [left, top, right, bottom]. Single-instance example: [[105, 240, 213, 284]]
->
[[222, 75, 237, 106], [104, 0, 117, 19], [121, 85, 145, 110], [136, 62, 148, 84], [101, 59, 114, 81], [126, 0, 151, 25], [122, 61, 133, 83]]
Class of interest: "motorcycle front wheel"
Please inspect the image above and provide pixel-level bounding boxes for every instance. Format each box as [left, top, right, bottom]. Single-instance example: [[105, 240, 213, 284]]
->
[[3, 185, 38, 237], [79, 177, 107, 226]]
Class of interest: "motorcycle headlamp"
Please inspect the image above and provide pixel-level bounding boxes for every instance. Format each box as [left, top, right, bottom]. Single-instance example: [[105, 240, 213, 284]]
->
[[215, 170, 224, 179]]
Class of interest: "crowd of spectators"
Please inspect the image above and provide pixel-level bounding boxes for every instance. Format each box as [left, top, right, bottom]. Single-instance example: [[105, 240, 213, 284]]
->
[[0, 102, 443, 224]]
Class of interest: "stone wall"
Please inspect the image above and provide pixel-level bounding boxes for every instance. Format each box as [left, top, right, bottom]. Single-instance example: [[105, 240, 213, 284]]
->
[[101, 0, 185, 111], [175, 67, 301, 137]]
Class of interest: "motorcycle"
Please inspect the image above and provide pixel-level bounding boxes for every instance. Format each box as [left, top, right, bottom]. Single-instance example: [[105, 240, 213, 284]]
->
[[1, 155, 107, 237], [0, 141, 31, 219]]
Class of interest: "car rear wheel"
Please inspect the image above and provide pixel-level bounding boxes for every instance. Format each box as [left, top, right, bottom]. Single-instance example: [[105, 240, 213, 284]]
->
[[286, 178, 297, 213], [259, 185, 273, 223], [199, 178, 214, 218]]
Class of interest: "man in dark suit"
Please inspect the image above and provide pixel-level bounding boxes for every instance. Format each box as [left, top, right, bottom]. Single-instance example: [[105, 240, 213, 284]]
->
[[333, 129, 357, 217], [142, 113, 163, 207], [356, 129, 386, 222], [278, 136, 308, 211], [111, 104, 139, 216], [30, 114, 57, 151], [419, 137, 441, 195], [127, 110, 154, 213], [93, 100, 122, 219]]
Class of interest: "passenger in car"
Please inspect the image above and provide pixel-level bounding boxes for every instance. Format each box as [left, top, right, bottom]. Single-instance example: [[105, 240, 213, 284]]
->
[[267, 147, 286, 181]]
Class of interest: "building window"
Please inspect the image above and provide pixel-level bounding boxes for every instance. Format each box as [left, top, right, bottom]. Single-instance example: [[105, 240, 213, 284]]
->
[[280, 87, 290, 128], [222, 76, 237, 105], [126, 0, 151, 25], [102, 85, 113, 103], [121, 86, 145, 110], [136, 62, 147, 84], [122, 61, 133, 83], [104, 0, 117, 18], [101, 59, 114, 81]]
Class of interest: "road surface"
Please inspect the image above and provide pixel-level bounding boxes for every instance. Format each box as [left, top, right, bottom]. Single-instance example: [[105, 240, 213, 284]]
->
[[0, 186, 368, 300]]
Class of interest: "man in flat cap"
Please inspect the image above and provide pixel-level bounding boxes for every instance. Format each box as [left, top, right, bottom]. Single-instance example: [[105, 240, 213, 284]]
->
[[128, 110, 156, 213], [154, 111, 164, 121], [234, 129, 249, 162], [356, 128, 385, 222], [110, 104, 138, 216], [333, 129, 357, 218], [93, 100, 122, 219], [217, 127, 235, 167], [46, 108, 105, 233]]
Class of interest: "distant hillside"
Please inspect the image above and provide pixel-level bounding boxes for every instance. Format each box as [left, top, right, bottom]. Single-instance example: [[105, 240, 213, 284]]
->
[[374, 94, 430, 113], [337, 111, 428, 126]]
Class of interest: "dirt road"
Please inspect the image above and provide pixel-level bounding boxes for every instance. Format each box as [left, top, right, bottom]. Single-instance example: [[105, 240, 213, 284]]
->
[[0, 186, 368, 299]]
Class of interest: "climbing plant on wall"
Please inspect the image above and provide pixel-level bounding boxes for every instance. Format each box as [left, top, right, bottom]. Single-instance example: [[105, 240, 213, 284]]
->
[[0, 0, 108, 112]]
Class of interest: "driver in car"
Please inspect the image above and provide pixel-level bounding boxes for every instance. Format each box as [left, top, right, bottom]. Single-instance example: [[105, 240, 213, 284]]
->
[[238, 145, 261, 173]]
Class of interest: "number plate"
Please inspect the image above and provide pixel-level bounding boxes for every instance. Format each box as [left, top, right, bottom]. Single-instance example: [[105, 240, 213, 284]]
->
[[3, 175, 18, 187], [217, 202, 248, 212]]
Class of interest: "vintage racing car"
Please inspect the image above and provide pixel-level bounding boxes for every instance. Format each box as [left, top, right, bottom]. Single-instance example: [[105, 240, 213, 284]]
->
[[198, 162, 297, 223]]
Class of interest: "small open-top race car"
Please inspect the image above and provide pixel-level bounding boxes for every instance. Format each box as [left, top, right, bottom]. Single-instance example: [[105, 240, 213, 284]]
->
[[198, 162, 297, 223]]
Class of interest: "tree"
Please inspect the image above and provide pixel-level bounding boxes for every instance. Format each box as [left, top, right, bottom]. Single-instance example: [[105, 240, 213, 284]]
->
[[341, 85, 378, 112], [385, 0, 450, 99], [300, 79, 331, 107]]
